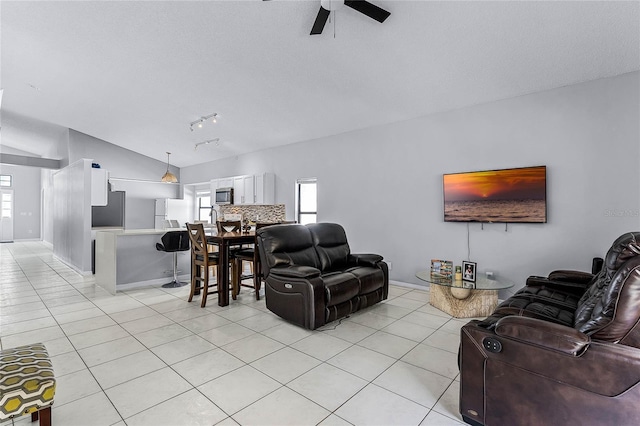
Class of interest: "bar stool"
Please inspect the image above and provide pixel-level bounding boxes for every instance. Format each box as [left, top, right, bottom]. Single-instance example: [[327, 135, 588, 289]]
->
[[156, 230, 190, 288]]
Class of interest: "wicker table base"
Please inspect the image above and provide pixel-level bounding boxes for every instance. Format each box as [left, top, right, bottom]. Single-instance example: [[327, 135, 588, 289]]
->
[[429, 284, 498, 318]]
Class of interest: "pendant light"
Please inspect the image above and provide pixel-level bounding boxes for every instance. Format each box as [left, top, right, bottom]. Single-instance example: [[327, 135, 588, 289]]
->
[[161, 152, 178, 183]]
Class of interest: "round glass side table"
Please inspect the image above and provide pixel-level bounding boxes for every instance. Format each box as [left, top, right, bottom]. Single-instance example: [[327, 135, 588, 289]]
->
[[416, 270, 514, 318]]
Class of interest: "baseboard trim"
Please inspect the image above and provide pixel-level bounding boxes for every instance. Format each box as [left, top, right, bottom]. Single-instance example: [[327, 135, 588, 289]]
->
[[115, 274, 191, 292], [390, 280, 429, 291]]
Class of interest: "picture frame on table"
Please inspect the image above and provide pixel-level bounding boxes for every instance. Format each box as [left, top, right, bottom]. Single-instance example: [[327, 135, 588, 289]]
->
[[430, 259, 453, 279], [462, 261, 477, 283]]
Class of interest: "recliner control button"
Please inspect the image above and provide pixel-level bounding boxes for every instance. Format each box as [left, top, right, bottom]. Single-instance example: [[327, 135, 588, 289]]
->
[[483, 337, 502, 353]]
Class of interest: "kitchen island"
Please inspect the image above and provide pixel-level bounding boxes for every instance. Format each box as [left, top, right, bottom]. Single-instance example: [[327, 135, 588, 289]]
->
[[95, 228, 191, 294]]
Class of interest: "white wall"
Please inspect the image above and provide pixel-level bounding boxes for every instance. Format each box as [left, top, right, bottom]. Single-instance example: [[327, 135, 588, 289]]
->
[[182, 72, 640, 294], [68, 129, 179, 181], [68, 130, 181, 229], [52, 159, 92, 273], [0, 111, 69, 160], [109, 180, 179, 229], [42, 169, 54, 244], [0, 163, 41, 240]]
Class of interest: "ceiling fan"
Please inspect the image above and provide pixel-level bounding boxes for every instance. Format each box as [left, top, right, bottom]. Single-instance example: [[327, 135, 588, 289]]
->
[[310, 0, 391, 35]]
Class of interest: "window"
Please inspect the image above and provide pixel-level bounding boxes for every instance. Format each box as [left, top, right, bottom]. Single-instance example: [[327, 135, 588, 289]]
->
[[2, 192, 12, 218], [197, 193, 211, 222], [0, 175, 11, 187], [296, 178, 317, 225]]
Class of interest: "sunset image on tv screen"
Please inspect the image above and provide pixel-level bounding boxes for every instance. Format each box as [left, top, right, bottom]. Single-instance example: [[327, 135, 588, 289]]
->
[[443, 166, 546, 223]]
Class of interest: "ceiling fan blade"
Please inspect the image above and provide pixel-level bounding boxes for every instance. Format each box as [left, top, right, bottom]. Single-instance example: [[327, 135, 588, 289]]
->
[[310, 6, 331, 35], [344, 0, 390, 23]]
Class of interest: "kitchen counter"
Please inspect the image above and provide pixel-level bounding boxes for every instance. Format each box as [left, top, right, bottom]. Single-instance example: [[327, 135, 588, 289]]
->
[[95, 228, 190, 294]]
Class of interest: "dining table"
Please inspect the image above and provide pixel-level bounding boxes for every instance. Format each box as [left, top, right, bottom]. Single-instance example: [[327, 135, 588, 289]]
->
[[206, 230, 256, 306]]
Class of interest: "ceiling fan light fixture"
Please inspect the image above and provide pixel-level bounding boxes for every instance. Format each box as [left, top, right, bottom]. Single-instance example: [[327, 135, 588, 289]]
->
[[161, 152, 178, 183], [321, 0, 343, 11]]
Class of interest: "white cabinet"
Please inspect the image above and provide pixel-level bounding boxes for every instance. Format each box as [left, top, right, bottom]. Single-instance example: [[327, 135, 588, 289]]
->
[[255, 172, 275, 204], [233, 175, 254, 205], [91, 168, 108, 206], [217, 178, 233, 189], [210, 173, 275, 205], [154, 198, 191, 229]]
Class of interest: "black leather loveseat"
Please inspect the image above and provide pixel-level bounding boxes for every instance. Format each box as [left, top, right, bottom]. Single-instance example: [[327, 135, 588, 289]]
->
[[256, 222, 389, 330], [459, 232, 640, 426]]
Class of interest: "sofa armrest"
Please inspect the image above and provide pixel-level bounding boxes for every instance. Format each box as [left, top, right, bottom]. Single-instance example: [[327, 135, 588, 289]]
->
[[269, 265, 321, 279], [348, 253, 384, 267], [495, 316, 590, 356]]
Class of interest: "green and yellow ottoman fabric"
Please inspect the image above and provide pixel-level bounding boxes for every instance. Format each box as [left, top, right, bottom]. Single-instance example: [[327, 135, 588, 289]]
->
[[0, 343, 55, 425]]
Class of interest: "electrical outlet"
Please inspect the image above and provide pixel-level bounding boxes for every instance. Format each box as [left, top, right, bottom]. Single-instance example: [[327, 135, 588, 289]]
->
[[387, 261, 393, 271]]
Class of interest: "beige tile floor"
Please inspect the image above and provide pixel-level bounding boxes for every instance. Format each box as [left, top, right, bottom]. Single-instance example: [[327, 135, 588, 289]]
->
[[0, 242, 468, 426]]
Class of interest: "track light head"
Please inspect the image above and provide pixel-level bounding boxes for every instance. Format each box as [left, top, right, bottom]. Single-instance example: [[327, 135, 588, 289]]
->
[[194, 138, 220, 150], [189, 113, 219, 131]]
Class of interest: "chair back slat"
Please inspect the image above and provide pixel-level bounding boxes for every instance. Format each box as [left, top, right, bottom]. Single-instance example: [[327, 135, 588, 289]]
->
[[186, 223, 208, 257], [217, 220, 241, 233]]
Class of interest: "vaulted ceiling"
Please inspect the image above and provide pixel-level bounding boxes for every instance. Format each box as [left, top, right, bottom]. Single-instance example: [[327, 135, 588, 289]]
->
[[1, 1, 638, 167]]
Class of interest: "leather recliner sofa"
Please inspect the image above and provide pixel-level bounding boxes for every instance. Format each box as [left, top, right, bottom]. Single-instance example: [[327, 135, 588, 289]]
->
[[459, 232, 640, 426], [256, 222, 389, 330]]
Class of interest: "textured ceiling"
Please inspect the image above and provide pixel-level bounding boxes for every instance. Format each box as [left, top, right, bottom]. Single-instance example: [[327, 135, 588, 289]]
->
[[1, 1, 639, 167]]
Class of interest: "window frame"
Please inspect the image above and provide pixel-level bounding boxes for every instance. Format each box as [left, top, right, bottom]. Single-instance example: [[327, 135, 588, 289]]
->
[[0, 175, 12, 187], [295, 178, 317, 225], [196, 192, 212, 222]]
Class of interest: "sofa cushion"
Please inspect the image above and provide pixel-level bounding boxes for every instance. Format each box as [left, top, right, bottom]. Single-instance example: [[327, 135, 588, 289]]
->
[[574, 233, 640, 339], [576, 257, 640, 341], [323, 271, 360, 306], [257, 224, 320, 271], [308, 223, 351, 272], [345, 266, 385, 294], [494, 298, 575, 327], [513, 286, 581, 310]]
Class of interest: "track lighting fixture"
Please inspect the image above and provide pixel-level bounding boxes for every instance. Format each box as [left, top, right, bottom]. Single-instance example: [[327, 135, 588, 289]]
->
[[194, 138, 221, 150], [189, 113, 219, 131]]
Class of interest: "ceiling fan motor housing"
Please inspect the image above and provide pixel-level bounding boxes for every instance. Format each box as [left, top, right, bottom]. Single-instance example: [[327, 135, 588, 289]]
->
[[321, 0, 344, 11]]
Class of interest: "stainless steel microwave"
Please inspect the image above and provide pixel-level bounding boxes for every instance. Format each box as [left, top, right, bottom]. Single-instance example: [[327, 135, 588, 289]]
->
[[215, 187, 233, 205]]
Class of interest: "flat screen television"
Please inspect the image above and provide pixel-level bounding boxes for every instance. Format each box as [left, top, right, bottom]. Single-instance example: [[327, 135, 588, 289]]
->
[[443, 166, 547, 223]]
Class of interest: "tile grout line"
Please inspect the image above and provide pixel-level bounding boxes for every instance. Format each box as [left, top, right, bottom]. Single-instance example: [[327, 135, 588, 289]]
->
[[1, 242, 465, 425]]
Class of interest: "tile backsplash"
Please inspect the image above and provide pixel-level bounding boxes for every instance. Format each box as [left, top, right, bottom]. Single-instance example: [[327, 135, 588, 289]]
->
[[220, 204, 286, 223]]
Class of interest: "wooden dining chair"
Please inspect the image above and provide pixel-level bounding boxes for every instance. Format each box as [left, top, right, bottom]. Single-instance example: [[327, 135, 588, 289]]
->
[[217, 220, 260, 299], [186, 222, 233, 308]]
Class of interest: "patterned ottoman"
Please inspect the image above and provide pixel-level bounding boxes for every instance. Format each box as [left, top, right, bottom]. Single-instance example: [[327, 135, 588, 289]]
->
[[0, 343, 55, 426]]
